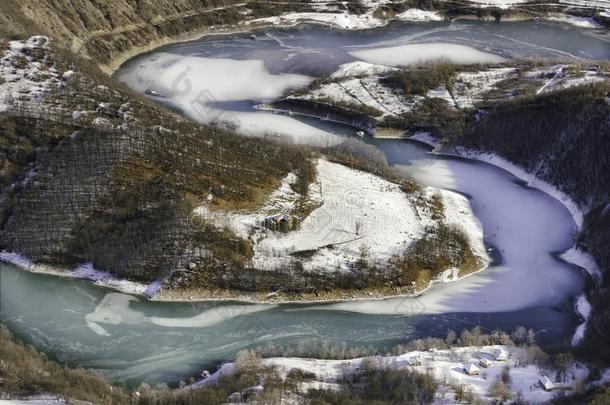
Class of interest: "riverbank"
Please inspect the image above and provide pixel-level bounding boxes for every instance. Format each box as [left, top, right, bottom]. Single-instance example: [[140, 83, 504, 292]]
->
[[0, 252, 154, 297], [0, 244, 490, 305], [105, 7, 604, 75], [408, 133, 601, 346]]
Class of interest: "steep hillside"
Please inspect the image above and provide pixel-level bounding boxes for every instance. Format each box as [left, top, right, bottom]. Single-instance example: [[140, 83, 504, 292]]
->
[[0, 36, 313, 284], [0, 0, 332, 73], [1, 0, 605, 74], [0, 36, 488, 300]]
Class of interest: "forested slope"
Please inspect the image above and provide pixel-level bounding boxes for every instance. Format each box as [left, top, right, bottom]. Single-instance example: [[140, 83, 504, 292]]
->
[[0, 0, 326, 72], [0, 37, 312, 283]]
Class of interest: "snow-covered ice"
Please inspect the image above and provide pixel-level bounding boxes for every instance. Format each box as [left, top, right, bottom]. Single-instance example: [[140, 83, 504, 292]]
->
[[82, 290, 277, 335], [350, 43, 506, 66], [115, 52, 343, 144]]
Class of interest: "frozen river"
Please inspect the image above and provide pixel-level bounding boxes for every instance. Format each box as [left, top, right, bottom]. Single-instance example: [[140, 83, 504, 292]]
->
[[2, 19, 604, 386]]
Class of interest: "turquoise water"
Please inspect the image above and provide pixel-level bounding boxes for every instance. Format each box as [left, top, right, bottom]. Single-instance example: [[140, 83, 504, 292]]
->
[[2, 20, 601, 387]]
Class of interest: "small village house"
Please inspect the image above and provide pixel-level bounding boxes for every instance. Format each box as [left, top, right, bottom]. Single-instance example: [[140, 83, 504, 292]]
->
[[464, 363, 480, 376], [405, 356, 422, 366], [539, 376, 554, 391], [262, 213, 294, 232], [495, 348, 508, 361], [479, 357, 492, 368]]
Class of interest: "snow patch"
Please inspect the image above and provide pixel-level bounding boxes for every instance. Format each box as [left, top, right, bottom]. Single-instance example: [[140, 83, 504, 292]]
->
[[205, 345, 586, 403], [560, 247, 602, 281], [465, 0, 529, 9], [395, 9, 443, 21], [247, 11, 384, 30], [329, 61, 397, 79], [0, 252, 153, 296], [0, 36, 56, 111], [571, 293, 593, 345], [453, 68, 517, 108], [350, 43, 506, 66], [547, 14, 603, 29]]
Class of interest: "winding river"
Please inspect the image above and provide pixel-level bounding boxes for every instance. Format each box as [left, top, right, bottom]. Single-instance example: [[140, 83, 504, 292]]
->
[[2, 19, 608, 387]]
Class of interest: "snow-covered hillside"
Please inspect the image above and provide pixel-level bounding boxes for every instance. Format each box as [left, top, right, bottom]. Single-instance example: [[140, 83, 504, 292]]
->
[[195, 158, 488, 278], [245, 1, 444, 30]]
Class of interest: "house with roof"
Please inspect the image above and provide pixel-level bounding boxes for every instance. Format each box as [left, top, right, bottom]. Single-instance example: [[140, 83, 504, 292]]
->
[[262, 213, 295, 232], [405, 356, 422, 366], [463, 363, 480, 376], [539, 376, 554, 391], [495, 348, 508, 361], [479, 357, 493, 368]]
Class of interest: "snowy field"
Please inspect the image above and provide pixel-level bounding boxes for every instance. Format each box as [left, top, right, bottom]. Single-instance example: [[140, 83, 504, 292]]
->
[[115, 52, 345, 144], [299, 63, 518, 116], [452, 68, 517, 108], [464, 0, 529, 9], [196, 158, 488, 275], [558, 0, 610, 12], [244, 1, 443, 30], [302, 69, 418, 116], [200, 345, 596, 403], [247, 11, 385, 30], [349, 43, 506, 66], [547, 14, 603, 29]]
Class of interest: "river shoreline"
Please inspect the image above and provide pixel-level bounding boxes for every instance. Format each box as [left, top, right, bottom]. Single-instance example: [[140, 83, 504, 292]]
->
[[0, 135, 593, 306], [407, 134, 599, 345], [0, 248, 491, 305], [409, 133, 600, 283], [104, 8, 595, 75]]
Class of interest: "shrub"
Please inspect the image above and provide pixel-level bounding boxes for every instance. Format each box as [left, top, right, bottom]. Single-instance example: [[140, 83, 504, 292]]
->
[[488, 379, 512, 402], [389, 223, 480, 291], [234, 349, 262, 372], [308, 366, 438, 404], [0, 325, 131, 403], [381, 60, 458, 96]]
